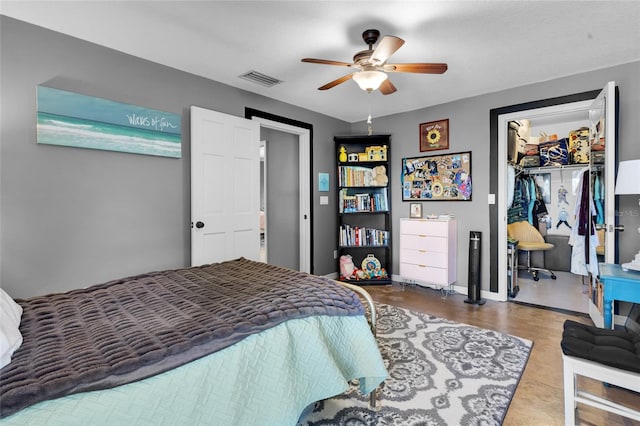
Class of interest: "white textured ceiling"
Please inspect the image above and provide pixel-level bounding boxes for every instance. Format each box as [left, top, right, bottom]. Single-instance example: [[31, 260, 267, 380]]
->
[[2, 1, 639, 123]]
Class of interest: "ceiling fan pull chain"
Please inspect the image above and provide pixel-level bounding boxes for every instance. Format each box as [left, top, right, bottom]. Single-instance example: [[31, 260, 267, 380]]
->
[[367, 101, 373, 136]]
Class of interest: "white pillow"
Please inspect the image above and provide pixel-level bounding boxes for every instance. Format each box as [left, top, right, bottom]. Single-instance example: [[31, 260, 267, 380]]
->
[[0, 288, 23, 369]]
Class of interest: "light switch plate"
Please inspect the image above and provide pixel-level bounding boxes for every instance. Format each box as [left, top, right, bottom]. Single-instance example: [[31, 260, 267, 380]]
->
[[488, 194, 496, 205], [320, 195, 329, 205]]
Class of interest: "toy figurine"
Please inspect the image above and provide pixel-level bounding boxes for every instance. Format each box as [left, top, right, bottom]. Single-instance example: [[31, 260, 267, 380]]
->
[[339, 146, 347, 163]]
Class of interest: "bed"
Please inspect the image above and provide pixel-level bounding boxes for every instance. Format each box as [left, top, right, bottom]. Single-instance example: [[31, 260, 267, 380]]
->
[[0, 258, 387, 425]]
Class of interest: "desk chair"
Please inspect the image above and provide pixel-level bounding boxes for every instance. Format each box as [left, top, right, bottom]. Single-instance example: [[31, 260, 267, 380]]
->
[[507, 220, 557, 281]]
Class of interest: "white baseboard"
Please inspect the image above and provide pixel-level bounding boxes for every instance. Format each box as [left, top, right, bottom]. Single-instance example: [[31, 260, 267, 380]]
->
[[327, 272, 504, 303]]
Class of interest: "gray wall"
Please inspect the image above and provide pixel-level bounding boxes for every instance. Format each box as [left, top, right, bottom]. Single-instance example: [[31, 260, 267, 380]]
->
[[351, 61, 640, 293], [2, 16, 638, 299], [0, 16, 348, 298]]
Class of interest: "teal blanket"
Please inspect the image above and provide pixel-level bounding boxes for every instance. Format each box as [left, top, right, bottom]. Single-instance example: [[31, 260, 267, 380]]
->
[[3, 315, 387, 426]]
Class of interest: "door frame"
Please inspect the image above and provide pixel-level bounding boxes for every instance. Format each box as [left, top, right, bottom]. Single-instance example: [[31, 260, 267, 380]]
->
[[489, 89, 601, 298], [496, 100, 594, 301], [245, 108, 313, 274]]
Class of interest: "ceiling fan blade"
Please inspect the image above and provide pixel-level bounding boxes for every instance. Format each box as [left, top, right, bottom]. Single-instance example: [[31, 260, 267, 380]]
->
[[301, 58, 353, 67], [371, 36, 405, 65], [318, 73, 354, 90], [379, 78, 397, 95], [386, 63, 448, 74]]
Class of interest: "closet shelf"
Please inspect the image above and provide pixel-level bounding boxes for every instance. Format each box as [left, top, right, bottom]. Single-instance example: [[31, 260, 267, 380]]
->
[[517, 163, 602, 174]]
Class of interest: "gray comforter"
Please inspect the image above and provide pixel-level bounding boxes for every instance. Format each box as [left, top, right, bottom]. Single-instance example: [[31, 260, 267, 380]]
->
[[0, 258, 363, 417]]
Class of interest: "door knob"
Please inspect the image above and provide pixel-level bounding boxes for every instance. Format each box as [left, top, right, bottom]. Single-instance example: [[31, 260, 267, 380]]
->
[[195, 221, 205, 229]]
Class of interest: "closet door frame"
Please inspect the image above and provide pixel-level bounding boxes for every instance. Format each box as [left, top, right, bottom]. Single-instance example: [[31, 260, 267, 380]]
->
[[490, 90, 601, 300]]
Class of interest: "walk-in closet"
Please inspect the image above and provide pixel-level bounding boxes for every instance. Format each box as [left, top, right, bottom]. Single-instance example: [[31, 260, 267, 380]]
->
[[496, 82, 617, 325]]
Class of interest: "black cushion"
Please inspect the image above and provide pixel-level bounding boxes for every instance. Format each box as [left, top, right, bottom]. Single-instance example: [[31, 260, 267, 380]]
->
[[561, 320, 640, 373]]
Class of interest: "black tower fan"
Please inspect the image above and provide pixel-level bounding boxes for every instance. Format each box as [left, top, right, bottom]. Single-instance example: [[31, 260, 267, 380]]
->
[[464, 231, 485, 305]]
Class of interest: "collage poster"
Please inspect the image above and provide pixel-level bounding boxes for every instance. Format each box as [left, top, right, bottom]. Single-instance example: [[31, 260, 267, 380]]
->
[[402, 151, 472, 201]]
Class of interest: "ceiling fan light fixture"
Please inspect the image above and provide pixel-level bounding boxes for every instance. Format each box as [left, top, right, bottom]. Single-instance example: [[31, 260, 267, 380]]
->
[[353, 70, 388, 92]]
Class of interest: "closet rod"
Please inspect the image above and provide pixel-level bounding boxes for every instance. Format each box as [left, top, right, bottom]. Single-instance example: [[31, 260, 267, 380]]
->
[[513, 163, 599, 175]]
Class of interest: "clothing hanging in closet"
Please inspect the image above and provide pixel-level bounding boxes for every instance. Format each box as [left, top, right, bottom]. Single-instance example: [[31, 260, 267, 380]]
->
[[569, 169, 600, 276], [507, 172, 548, 229]]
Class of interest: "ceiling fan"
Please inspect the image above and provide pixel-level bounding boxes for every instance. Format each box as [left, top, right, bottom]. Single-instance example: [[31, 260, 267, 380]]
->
[[301, 29, 447, 95]]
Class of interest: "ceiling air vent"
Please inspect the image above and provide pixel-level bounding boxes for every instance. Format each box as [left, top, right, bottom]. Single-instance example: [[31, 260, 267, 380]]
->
[[238, 70, 283, 87]]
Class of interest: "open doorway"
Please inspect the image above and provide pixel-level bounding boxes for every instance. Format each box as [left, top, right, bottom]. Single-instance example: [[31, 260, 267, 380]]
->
[[247, 109, 312, 274], [491, 83, 617, 322], [260, 140, 266, 263], [260, 129, 300, 270]]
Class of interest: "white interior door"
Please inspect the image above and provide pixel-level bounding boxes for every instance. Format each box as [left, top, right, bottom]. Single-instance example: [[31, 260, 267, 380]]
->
[[589, 81, 617, 263], [190, 106, 260, 266]]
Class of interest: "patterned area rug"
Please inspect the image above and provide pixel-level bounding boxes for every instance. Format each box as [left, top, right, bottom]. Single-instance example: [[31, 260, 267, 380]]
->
[[299, 303, 533, 426]]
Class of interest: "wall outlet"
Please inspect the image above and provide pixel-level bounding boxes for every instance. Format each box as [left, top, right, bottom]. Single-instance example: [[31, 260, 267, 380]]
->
[[334, 250, 338, 259]]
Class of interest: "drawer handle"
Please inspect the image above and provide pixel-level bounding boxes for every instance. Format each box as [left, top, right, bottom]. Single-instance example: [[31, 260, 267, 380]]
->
[[418, 250, 427, 253], [418, 234, 427, 238], [418, 264, 426, 268]]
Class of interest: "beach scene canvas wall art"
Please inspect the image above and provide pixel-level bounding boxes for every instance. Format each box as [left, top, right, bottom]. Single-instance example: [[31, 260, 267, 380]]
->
[[37, 86, 182, 158]]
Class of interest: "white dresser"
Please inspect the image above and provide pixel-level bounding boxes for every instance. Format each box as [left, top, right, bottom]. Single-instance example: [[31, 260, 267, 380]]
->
[[399, 218, 457, 287]]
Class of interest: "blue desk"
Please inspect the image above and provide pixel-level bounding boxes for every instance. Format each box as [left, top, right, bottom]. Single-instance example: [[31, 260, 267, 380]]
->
[[598, 263, 640, 329]]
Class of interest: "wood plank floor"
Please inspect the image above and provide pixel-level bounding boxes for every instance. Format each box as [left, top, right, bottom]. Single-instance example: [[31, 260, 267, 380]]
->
[[364, 283, 640, 426]]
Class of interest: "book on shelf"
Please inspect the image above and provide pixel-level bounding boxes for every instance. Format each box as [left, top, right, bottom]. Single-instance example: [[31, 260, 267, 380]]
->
[[339, 188, 388, 213], [338, 166, 385, 187], [339, 224, 389, 247]]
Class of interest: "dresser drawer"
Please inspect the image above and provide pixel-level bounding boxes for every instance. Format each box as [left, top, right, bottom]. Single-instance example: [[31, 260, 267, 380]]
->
[[400, 234, 447, 252], [400, 248, 448, 268], [400, 219, 449, 237], [399, 262, 448, 285]]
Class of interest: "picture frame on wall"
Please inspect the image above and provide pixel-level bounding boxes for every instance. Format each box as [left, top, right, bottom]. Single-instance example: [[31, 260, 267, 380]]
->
[[419, 119, 449, 152], [402, 151, 472, 201], [409, 203, 423, 218]]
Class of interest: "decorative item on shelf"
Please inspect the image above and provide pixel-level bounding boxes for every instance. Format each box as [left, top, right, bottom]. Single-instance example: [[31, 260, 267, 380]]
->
[[538, 132, 557, 143], [521, 155, 540, 168], [409, 203, 423, 218], [365, 145, 388, 161], [371, 165, 388, 186], [614, 159, 640, 271], [361, 254, 388, 279], [508, 120, 530, 164], [592, 151, 606, 164], [402, 151, 472, 201], [338, 146, 348, 162], [347, 153, 359, 162], [568, 127, 590, 164], [539, 138, 569, 167], [339, 254, 357, 280], [592, 137, 606, 151], [520, 142, 540, 168], [419, 119, 449, 152]]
